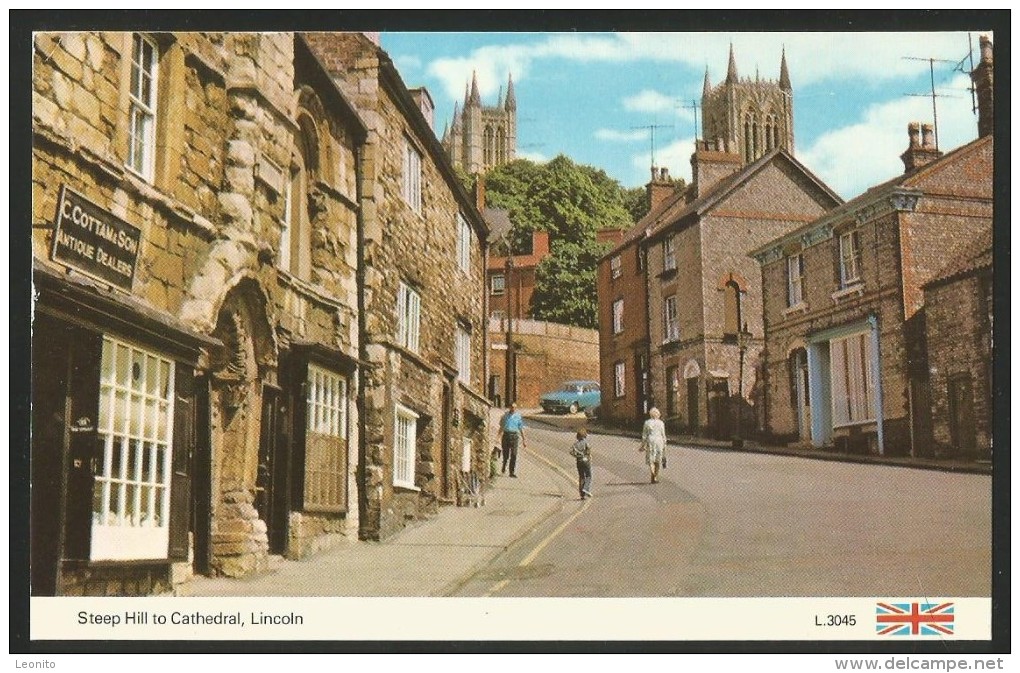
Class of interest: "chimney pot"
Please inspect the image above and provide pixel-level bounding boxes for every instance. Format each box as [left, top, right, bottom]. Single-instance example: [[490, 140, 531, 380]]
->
[[907, 122, 921, 148], [921, 123, 935, 149]]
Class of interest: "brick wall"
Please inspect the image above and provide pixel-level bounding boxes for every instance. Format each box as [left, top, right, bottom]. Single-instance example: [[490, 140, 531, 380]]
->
[[490, 319, 599, 409], [597, 239, 649, 425], [925, 271, 992, 457]]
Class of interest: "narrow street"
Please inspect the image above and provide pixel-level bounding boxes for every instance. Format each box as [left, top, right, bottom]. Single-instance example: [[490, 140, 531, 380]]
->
[[450, 416, 992, 597]]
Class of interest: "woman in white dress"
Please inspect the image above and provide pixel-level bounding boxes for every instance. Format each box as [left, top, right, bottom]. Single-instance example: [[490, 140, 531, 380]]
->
[[640, 407, 668, 483]]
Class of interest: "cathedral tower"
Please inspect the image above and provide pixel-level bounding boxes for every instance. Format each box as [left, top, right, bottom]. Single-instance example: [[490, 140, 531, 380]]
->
[[701, 45, 795, 164], [442, 72, 517, 175]]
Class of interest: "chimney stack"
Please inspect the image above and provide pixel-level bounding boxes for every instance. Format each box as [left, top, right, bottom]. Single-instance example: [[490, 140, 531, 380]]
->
[[690, 139, 742, 198], [474, 174, 487, 211], [971, 34, 994, 137], [646, 165, 676, 211], [900, 121, 942, 172]]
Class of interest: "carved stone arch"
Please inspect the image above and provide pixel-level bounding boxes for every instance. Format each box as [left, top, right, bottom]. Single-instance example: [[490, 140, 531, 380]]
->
[[205, 274, 278, 577]]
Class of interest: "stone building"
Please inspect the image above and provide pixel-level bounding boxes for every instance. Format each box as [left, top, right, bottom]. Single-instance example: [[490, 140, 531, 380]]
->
[[642, 147, 841, 439], [702, 45, 794, 164], [922, 229, 993, 459], [31, 32, 369, 595], [442, 71, 517, 175], [751, 47, 993, 459], [304, 33, 491, 540], [597, 48, 839, 438]]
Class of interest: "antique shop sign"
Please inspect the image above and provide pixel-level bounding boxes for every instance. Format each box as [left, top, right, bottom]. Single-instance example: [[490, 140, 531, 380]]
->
[[51, 185, 141, 292]]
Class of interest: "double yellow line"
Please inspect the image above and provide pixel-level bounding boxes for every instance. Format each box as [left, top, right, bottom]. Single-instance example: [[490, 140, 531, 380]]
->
[[484, 447, 592, 596]]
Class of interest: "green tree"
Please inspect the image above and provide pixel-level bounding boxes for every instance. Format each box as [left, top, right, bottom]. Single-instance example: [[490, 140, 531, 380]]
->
[[530, 240, 613, 329], [483, 155, 633, 328]]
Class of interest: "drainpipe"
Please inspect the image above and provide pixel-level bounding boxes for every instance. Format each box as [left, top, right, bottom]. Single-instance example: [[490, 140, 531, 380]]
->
[[868, 313, 885, 455], [354, 142, 369, 538]]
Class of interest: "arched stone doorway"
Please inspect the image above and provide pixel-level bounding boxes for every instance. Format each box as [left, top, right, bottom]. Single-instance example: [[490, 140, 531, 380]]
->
[[206, 278, 278, 578]]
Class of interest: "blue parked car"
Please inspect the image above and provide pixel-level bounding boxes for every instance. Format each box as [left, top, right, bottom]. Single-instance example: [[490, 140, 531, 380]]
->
[[540, 380, 601, 415]]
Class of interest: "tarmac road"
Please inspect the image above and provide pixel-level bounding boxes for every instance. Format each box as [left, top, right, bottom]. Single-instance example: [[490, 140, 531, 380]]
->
[[450, 415, 992, 598]]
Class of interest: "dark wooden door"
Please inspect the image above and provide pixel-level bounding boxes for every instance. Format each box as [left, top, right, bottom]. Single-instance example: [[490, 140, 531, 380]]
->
[[686, 377, 699, 434], [192, 374, 212, 575], [948, 375, 976, 455]]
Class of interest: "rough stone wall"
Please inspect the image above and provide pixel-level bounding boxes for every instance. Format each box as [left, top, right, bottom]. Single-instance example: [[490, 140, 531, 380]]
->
[[33, 31, 364, 589], [924, 272, 993, 457], [57, 563, 175, 597], [304, 32, 489, 540], [597, 241, 649, 426]]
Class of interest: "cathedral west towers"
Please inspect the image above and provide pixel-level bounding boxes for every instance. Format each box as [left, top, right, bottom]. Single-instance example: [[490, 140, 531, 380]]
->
[[443, 71, 517, 175], [702, 45, 795, 164]]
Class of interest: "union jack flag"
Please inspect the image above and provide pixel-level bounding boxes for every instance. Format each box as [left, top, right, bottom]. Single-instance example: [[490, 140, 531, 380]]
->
[[876, 602, 955, 636]]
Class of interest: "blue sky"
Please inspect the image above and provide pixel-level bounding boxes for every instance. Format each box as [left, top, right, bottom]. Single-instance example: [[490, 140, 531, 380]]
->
[[380, 31, 990, 200]]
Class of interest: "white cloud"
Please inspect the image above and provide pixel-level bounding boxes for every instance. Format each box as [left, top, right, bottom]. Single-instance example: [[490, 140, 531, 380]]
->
[[517, 150, 549, 163], [423, 31, 983, 102], [800, 73, 980, 198], [595, 128, 648, 142]]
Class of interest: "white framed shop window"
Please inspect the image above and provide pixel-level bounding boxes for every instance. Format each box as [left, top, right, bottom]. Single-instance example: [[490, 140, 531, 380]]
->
[[305, 364, 348, 509], [393, 404, 419, 490], [92, 335, 175, 560], [830, 330, 876, 426]]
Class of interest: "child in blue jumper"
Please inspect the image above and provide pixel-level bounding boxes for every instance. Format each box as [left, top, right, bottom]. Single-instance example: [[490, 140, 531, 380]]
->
[[570, 428, 593, 500]]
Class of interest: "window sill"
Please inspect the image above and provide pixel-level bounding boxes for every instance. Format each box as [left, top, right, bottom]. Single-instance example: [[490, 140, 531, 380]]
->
[[782, 302, 809, 317], [831, 283, 865, 302], [659, 267, 678, 279], [832, 419, 877, 430], [393, 482, 421, 493]]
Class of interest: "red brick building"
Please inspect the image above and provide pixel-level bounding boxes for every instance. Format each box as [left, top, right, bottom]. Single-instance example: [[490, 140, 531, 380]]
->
[[923, 230, 993, 459], [753, 36, 994, 459], [487, 229, 550, 321], [753, 128, 992, 458], [596, 168, 676, 427]]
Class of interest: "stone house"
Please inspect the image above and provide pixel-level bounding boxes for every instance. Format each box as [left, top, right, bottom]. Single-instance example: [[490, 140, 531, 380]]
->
[[922, 230, 993, 459], [31, 31, 367, 595], [642, 147, 841, 439], [304, 33, 491, 540], [751, 129, 993, 457]]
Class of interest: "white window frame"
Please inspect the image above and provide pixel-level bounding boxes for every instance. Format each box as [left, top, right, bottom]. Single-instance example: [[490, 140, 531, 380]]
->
[[663, 235, 677, 271], [610, 255, 622, 279], [402, 137, 422, 213], [127, 33, 159, 182], [829, 330, 875, 427], [787, 253, 804, 307], [612, 298, 624, 334], [614, 361, 626, 398], [393, 404, 419, 489], [491, 273, 505, 295], [93, 335, 175, 560], [305, 364, 348, 510], [663, 295, 680, 342], [397, 281, 421, 353], [455, 323, 471, 385], [458, 212, 472, 273], [839, 231, 862, 288]]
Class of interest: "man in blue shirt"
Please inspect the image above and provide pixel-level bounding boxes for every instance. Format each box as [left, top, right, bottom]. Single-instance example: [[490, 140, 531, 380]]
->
[[498, 402, 527, 477]]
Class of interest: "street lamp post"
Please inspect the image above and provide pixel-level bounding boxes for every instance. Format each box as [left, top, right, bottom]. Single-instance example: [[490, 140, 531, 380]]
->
[[504, 251, 515, 406], [733, 323, 748, 449]]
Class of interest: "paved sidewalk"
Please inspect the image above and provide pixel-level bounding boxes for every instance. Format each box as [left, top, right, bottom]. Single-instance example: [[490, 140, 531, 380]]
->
[[187, 449, 568, 597]]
